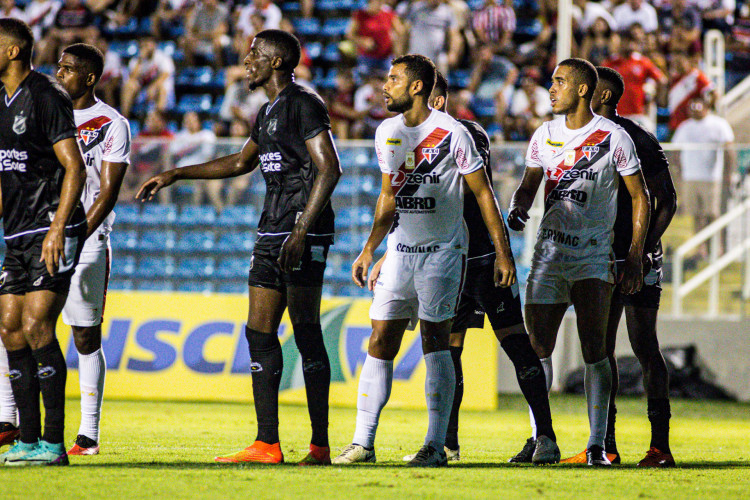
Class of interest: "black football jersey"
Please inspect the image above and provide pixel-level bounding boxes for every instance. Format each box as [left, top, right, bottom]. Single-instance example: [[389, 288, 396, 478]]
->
[[458, 119, 497, 263], [0, 71, 86, 240], [250, 83, 335, 257], [611, 115, 670, 260]]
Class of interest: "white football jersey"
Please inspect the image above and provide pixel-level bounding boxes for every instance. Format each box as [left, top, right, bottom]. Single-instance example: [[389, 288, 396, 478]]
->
[[375, 109, 483, 253], [74, 99, 131, 250], [525, 115, 640, 262]]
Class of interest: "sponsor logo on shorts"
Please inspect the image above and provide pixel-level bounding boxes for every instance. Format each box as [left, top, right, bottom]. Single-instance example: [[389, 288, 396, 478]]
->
[[395, 196, 435, 210], [385, 138, 401, 146], [395, 243, 440, 253], [548, 189, 588, 205], [540, 228, 580, 247], [33, 276, 44, 287], [37, 365, 56, 379], [249, 362, 263, 372]]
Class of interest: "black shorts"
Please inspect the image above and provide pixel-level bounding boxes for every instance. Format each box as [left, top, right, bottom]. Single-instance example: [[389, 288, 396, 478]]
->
[[452, 258, 524, 332], [0, 225, 86, 296], [248, 243, 329, 292], [612, 258, 662, 310]]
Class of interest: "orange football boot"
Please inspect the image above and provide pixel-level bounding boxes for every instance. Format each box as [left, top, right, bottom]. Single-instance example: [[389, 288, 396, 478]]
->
[[0, 423, 20, 447], [214, 441, 284, 464], [298, 444, 331, 466], [561, 449, 619, 464], [637, 447, 675, 467]]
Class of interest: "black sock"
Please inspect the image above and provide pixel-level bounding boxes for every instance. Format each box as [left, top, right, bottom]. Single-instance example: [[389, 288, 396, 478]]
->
[[501, 333, 556, 442], [6, 346, 41, 444], [32, 339, 67, 444], [445, 346, 463, 450], [293, 323, 330, 448], [647, 398, 671, 453], [246, 327, 283, 444], [605, 403, 618, 453]]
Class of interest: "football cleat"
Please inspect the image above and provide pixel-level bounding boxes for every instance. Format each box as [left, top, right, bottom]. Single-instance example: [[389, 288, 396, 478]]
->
[[332, 444, 376, 464], [605, 434, 621, 464], [6, 440, 68, 466], [561, 448, 619, 464], [0, 422, 20, 448], [406, 443, 447, 467], [68, 434, 100, 456], [508, 437, 536, 463], [214, 441, 284, 464], [403, 445, 460, 462], [586, 445, 611, 467], [637, 447, 675, 468], [298, 444, 331, 466], [1, 440, 38, 464], [532, 435, 560, 464]]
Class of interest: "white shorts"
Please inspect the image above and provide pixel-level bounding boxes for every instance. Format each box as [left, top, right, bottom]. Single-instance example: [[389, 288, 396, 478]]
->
[[62, 244, 111, 327], [370, 249, 466, 328], [525, 257, 614, 305]]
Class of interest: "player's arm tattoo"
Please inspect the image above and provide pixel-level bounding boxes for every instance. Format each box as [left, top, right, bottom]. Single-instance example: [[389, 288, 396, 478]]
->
[[85, 160, 128, 239], [507, 167, 543, 231], [643, 168, 677, 255]]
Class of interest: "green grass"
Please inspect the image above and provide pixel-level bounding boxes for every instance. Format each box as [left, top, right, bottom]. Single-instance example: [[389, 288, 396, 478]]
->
[[2, 395, 748, 499]]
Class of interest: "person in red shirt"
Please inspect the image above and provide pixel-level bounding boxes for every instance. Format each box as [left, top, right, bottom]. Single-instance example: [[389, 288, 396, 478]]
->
[[668, 51, 714, 132], [604, 30, 667, 131], [346, 0, 405, 76]]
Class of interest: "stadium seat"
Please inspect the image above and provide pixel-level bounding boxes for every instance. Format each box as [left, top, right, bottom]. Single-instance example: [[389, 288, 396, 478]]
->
[[109, 40, 139, 59], [293, 18, 321, 37], [334, 231, 367, 253], [320, 18, 350, 38], [174, 257, 215, 278], [140, 203, 178, 225], [175, 230, 216, 253], [317, 0, 351, 10], [215, 257, 250, 279], [138, 229, 177, 252], [216, 205, 259, 228], [216, 281, 247, 294], [110, 229, 138, 251], [135, 256, 175, 278], [215, 231, 255, 254], [108, 279, 134, 291], [282, 2, 300, 14], [448, 69, 471, 89], [324, 262, 351, 282], [210, 96, 224, 116], [322, 43, 341, 63], [176, 205, 217, 226], [472, 97, 496, 118], [176, 94, 213, 114], [515, 19, 542, 38], [138, 17, 153, 36], [110, 255, 137, 278], [306, 41, 323, 60], [158, 41, 176, 57], [176, 281, 215, 293], [115, 203, 141, 225], [136, 280, 174, 292], [336, 206, 374, 229]]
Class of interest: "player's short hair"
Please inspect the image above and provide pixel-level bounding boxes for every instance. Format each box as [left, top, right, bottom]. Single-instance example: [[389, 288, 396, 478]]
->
[[254, 29, 301, 72], [63, 43, 105, 83], [432, 70, 448, 99], [596, 66, 625, 106], [558, 58, 598, 100], [391, 54, 436, 97], [0, 18, 34, 64]]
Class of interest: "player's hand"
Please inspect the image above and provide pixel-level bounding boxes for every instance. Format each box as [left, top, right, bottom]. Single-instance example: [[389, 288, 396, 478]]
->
[[352, 250, 373, 288], [368, 254, 386, 291], [278, 226, 306, 273], [619, 253, 643, 295], [494, 254, 516, 288], [40, 223, 65, 276], [507, 206, 529, 231], [136, 170, 177, 202]]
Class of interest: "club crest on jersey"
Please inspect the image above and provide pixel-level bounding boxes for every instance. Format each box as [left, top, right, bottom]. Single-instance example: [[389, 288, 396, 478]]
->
[[422, 147, 440, 164], [564, 149, 576, 166], [12, 114, 26, 135], [80, 128, 99, 145], [582, 145, 599, 160], [405, 152, 415, 170], [267, 118, 277, 135]]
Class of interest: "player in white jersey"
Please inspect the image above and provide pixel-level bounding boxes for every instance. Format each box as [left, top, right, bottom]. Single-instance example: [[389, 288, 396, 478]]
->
[[56, 44, 130, 455], [508, 58, 650, 466], [333, 55, 515, 467]]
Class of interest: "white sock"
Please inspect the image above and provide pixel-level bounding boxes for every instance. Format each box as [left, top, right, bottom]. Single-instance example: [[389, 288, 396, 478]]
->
[[530, 356, 553, 439], [352, 355, 393, 449], [585, 357, 612, 450], [78, 348, 106, 443], [0, 342, 18, 425], [424, 350, 455, 449]]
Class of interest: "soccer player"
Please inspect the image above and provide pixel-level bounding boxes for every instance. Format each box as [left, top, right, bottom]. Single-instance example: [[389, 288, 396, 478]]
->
[[371, 72, 559, 464], [591, 66, 676, 467], [56, 43, 131, 455], [137, 29, 341, 465], [507, 58, 650, 466], [333, 54, 515, 467], [0, 18, 87, 466]]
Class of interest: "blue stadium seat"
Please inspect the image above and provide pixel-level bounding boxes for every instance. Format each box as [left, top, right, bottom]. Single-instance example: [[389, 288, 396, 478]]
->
[[322, 43, 341, 63], [129, 120, 141, 137], [215, 231, 255, 254], [176, 281, 215, 293], [282, 2, 300, 13], [509, 235, 524, 257], [177, 205, 217, 226], [293, 18, 321, 37], [336, 284, 371, 298], [138, 230, 177, 252], [317, 0, 351, 10], [334, 231, 367, 253], [158, 41, 176, 57], [320, 18, 350, 38], [324, 262, 351, 282], [306, 41, 323, 59], [216, 281, 247, 294], [115, 203, 141, 224], [110, 229, 138, 250], [37, 64, 55, 76], [336, 207, 373, 229], [174, 257, 215, 278], [515, 19, 542, 38], [216, 205, 259, 228], [111, 256, 137, 278], [210, 96, 224, 116], [175, 230, 216, 253], [176, 94, 213, 114], [135, 257, 175, 278], [109, 40, 139, 59], [215, 257, 250, 279], [136, 280, 174, 292], [448, 69, 471, 89], [110, 18, 138, 36], [138, 17, 153, 36], [467, 0, 485, 9], [108, 279, 134, 291], [140, 204, 178, 225], [472, 97, 496, 118]]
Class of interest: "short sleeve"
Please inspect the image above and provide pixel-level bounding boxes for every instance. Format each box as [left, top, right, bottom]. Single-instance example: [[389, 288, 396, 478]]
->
[[250, 104, 266, 143], [453, 124, 484, 176], [374, 125, 388, 174], [36, 83, 77, 145], [101, 117, 131, 164], [611, 129, 641, 176], [295, 92, 331, 141], [718, 118, 734, 143], [525, 126, 545, 170], [646, 58, 665, 81]]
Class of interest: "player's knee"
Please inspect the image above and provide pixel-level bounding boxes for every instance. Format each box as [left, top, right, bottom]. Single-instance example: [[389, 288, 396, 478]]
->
[[580, 342, 607, 364], [292, 323, 329, 373], [368, 330, 400, 360], [72, 325, 102, 355], [529, 334, 553, 358], [245, 327, 281, 356]]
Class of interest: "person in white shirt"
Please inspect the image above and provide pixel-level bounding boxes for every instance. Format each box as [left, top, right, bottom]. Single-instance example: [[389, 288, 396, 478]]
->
[[508, 58, 650, 466], [120, 35, 175, 118], [671, 95, 735, 239], [333, 54, 515, 467], [612, 0, 659, 33]]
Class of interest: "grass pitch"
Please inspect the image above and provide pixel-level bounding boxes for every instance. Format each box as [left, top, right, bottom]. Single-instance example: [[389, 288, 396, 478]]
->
[[1, 394, 748, 499]]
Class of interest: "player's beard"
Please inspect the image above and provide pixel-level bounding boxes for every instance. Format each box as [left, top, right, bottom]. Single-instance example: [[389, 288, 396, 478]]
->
[[386, 92, 413, 114]]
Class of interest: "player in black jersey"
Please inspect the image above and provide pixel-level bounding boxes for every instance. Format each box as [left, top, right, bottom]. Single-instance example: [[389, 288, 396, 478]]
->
[[593, 67, 677, 467], [371, 72, 559, 464], [0, 18, 87, 466], [137, 30, 341, 465]]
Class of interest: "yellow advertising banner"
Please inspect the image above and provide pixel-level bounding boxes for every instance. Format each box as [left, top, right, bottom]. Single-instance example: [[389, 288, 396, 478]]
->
[[58, 292, 497, 410]]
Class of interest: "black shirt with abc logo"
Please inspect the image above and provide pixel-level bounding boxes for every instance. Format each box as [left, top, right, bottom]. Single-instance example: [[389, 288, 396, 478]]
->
[[250, 83, 335, 258], [0, 70, 85, 240]]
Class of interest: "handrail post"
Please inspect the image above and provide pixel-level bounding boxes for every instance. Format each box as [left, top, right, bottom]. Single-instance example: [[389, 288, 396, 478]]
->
[[709, 233, 720, 316], [673, 252, 683, 316]]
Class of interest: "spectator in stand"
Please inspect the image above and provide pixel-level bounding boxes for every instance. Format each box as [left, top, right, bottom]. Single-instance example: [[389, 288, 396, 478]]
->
[[604, 29, 668, 131], [352, 70, 390, 139], [121, 35, 176, 118], [122, 110, 174, 202], [659, 0, 701, 48], [1, 0, 27, 22], [25, 0, 62, 40], [34, 0, 99, 65], [668, 51, 714, 132], [579, 16, 620, 65], [346, 0, 404, 77], [572, 0, 617, 34], [236, 0, 283, 33], [398, 0, 463, 72], [329, 70, 368, 139], [698, 0, 736, 33], [233, 10, 265, 65], [672, 95, 735, 254], [612, 0, 659, 33], [446, 0, 475, 68], [726, 2, 750, 86], [472, 0, 516, 56], [95, 37, 124, 107], [152, 0, 194, 40], [219, 66, 268, 125], [468, 43, 517, 127], [224, 118, 254, 207], [180, 0, 230, 68], [507, 67, 553, 139], [665, 19, 703, 54]]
